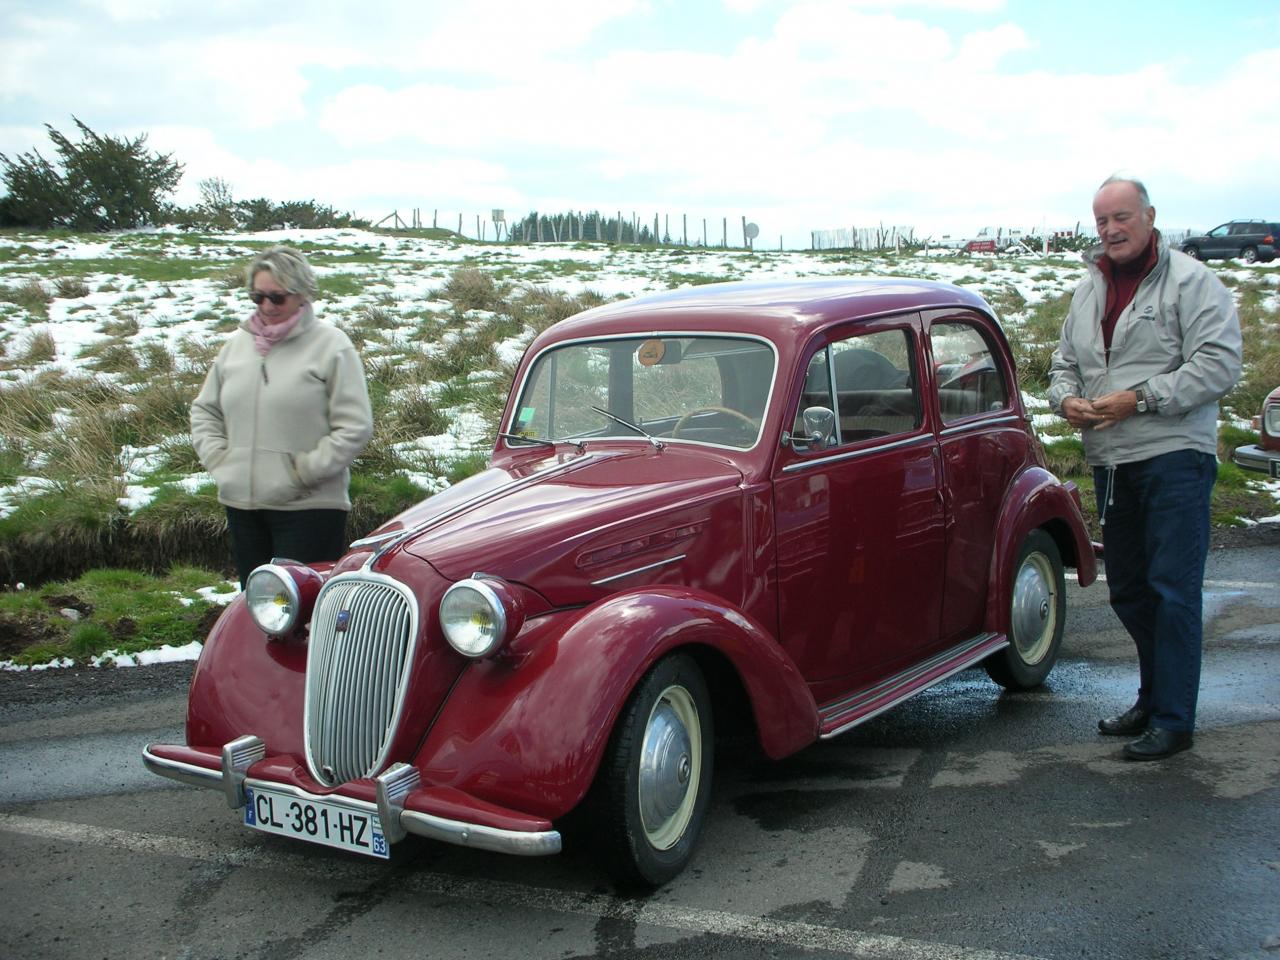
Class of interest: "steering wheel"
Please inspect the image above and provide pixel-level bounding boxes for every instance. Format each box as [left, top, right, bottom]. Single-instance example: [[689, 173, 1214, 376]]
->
[[671, 406, 757, 439]]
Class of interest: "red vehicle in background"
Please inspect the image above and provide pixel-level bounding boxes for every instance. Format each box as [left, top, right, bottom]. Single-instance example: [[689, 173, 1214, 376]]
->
[[1232, 386, 1280, 478], [145, 278, 1096, 887]]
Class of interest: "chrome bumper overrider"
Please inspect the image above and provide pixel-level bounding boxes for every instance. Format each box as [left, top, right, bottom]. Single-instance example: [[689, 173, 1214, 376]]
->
[[143, 740, 562, 858]]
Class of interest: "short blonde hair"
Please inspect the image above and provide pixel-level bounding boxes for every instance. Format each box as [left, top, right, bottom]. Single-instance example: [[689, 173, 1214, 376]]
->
[[246, 245, 318, 301]]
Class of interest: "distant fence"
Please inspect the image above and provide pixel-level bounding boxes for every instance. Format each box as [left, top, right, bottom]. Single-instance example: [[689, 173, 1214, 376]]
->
[[810, 226, 917, 251], [374, 208, 767, 248]]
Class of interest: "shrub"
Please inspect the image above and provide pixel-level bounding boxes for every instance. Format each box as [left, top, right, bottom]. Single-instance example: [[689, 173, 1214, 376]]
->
[[442, 267, 506, 312]]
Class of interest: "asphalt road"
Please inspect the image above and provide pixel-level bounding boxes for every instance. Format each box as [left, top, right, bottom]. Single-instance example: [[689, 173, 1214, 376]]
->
[[1, 530, 1277, 960]]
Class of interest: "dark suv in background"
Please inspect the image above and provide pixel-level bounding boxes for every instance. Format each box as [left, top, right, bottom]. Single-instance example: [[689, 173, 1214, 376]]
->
[[1181, 220, 1278, 263]]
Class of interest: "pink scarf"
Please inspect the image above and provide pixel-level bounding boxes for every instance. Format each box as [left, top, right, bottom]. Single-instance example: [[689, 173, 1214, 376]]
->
[[247, 306, 304, 356]]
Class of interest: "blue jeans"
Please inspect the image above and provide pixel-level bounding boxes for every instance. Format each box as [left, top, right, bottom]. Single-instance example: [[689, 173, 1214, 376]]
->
[[1094, 450, 1216, 732]]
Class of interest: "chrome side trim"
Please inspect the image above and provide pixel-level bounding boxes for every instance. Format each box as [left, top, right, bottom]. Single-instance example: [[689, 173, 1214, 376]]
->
[[400, 810, 562, 857], [363, 454, 604, 571], [819, 633, 1007, 740], [782, 433, 933, 473], [590, 554, 686, 587], [939, 414, 1022, 437], [221, 735, 265, 809], [375, 763, 421, 845], [143, 746, 224, 791]]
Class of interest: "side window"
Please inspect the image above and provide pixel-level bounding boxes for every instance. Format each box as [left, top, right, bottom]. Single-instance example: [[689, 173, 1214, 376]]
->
[[1209, 224, 1230, 238], [930, 321, 1009, 423], [792, 328, 919, 444]]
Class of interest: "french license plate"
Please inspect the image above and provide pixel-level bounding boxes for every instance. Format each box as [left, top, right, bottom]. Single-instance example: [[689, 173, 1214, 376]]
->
[[244, 785, 389, 858]]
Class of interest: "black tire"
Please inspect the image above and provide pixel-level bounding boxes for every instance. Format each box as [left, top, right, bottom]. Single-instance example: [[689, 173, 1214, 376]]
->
[[1183, 245, 1201, 260], [984, 529, 1065, 690], [588, 653, 713, 888], [1241, 246, 1259, 264]]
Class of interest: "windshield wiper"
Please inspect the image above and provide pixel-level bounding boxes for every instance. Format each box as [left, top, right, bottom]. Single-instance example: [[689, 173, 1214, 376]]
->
[[590, 405, 664, 450], [497, 432, 586, 454]]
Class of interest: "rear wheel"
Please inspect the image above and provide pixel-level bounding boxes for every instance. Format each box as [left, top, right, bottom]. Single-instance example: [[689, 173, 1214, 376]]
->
[[1183, 245, 1201, 260], [984, 529, 1064, 689], [1241, 246, 1259, 264], [589, 653, 713, 888]]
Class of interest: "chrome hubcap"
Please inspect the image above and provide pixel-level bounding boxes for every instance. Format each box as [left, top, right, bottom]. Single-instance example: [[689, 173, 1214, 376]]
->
[[1011, 553, 1056, 663], [638, 685, 700, 850]]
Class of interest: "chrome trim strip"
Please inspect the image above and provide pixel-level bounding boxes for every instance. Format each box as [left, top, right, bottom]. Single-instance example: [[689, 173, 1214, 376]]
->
[[363, 454, 603, 571], [782, 433, 933, 473], [939, 414, 1021, 437], [590, 554, 686, 586], [819, 633, 1008, 740], [400, 810, 562, 857], [143, 746, 223, 791]]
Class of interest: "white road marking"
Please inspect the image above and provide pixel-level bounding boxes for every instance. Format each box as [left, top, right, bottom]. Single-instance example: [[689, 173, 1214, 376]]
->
[[0, 812, 1049, 960]]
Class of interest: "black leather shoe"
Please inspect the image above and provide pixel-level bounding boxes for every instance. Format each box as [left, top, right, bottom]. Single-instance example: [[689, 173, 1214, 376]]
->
[[1098, 705, 1150, 736], [1123, 727, 1193, 761]]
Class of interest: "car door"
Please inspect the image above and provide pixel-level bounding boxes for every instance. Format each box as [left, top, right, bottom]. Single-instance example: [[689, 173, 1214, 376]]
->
[[1204, 223, 1232, 259], [924, 310, 1030, 643], [773, 317, 946, 704]]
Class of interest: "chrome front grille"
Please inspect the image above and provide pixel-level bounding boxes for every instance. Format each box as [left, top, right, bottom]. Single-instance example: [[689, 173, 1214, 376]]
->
[[304, 574, 418, 786]]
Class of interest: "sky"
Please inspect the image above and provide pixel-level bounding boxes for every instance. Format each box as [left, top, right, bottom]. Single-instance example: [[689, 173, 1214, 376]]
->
[[1, 0, 1279, 249]]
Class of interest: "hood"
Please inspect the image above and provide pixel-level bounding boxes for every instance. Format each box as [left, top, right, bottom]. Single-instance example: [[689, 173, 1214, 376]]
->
[[370, 446, 747, 607]]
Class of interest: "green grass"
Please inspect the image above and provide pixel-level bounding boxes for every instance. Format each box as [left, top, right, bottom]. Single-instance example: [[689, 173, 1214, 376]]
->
[[0, 565, 228, 665]]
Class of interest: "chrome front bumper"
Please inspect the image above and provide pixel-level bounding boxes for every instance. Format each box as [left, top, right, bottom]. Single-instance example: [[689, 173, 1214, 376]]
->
[[1231, 443, 1280, 479], [143, 738, 562, 858]]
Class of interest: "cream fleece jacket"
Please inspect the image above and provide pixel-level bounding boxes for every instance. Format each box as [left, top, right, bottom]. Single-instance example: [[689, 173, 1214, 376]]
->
[[190, 304, 373, 511]]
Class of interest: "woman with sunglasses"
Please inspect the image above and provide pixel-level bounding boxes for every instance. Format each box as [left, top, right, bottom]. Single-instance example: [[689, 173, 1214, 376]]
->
[[191, 245, 373, 587]]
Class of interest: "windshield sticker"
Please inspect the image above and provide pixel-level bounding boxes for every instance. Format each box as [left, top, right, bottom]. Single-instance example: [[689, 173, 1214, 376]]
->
[[516, 407, 535, 426], [637, 339, 666, 366]]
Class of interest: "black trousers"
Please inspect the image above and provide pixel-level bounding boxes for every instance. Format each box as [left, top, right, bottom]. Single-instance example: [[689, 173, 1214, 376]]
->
[[224, 506, 350, 587]]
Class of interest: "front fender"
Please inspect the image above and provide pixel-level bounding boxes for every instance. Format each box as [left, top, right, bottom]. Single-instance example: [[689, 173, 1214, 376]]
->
[[414, 586, 818, 821], [185, 596, 308, 757], [985, 468, 1098, 633]]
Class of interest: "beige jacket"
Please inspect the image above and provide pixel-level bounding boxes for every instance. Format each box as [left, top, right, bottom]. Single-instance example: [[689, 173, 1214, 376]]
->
[[190, 305, 373, 511]]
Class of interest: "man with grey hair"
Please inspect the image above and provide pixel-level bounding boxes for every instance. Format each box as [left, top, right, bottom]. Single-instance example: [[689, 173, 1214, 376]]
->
[[1048, 175, 1242, 760]]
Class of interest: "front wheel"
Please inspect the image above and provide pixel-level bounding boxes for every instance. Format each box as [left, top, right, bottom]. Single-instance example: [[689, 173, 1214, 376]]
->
[[1183, 245, 1201, 260], [984, 529, 1065, 689], [588, 654, 713, 888]]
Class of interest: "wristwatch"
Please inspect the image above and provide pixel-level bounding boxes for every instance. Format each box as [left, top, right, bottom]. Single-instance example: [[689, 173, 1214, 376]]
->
[[1134, 384, 1151, 414]]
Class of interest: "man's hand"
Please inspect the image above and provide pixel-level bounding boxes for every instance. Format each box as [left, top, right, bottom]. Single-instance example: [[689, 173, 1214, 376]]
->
[[1061, 396, 1105, 429], [1088, 390, 1139, 429]]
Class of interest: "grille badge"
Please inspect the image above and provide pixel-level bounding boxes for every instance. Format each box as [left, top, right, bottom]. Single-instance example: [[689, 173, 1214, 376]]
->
[[335, 609, 351, 633]]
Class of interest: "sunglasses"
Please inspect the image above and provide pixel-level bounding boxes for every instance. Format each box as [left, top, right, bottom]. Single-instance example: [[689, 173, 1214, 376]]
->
[[249, 290, 291, 306]]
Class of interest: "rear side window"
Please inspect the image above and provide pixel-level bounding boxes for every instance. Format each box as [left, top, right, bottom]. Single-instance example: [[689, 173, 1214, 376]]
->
[[929, 321, 1009, 423]]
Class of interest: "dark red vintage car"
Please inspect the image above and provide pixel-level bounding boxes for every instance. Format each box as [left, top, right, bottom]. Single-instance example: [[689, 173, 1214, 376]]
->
[[145, 278, 1097, 886]]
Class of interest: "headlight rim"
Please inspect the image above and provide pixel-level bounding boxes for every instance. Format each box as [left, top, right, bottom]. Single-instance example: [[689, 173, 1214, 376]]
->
[[245, 562, 304, 638], [440, 577, 522, 659]]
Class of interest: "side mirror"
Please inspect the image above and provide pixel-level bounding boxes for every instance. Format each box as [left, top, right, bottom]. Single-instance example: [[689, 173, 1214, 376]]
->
[[786, 406, 836, 450]]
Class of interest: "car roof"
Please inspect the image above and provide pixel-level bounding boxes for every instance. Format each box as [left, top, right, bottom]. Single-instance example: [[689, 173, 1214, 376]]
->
[[535, 278, 996, 349]]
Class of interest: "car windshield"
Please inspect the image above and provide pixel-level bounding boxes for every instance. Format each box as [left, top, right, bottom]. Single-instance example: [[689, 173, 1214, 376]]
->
[[510, 334, 775, 449]]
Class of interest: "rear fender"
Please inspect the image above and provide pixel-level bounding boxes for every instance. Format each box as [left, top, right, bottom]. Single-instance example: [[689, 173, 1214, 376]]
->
[[413, 586, 818, 821], [985, 468, 1098, 632]]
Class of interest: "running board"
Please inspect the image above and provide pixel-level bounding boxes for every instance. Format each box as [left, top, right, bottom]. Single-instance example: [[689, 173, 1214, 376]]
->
[[817, 632, 1007, 739]]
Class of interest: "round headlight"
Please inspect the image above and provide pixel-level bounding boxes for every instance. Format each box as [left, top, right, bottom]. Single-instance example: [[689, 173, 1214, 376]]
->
[[439, 578, 523, 658], [245, 564, 301, 636]]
